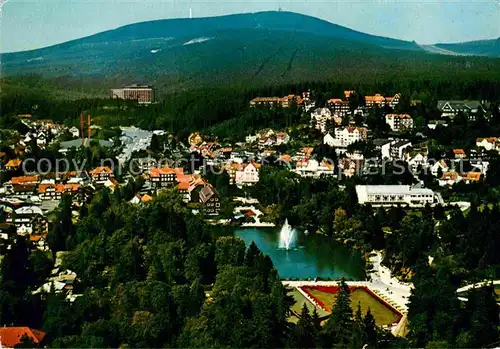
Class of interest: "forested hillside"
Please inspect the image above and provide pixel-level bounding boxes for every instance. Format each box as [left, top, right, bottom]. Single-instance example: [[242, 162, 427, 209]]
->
[[2, 11, 500, 91]]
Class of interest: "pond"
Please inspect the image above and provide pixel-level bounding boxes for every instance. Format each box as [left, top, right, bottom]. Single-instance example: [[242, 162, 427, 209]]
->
[[235, 227, 366, 280]]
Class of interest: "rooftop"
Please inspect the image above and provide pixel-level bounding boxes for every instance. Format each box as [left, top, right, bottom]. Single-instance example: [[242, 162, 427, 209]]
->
[[356, 185, 434, 195]]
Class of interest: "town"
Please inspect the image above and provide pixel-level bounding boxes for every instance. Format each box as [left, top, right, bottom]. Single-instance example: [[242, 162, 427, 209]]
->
[[1, 84, 499, 348]]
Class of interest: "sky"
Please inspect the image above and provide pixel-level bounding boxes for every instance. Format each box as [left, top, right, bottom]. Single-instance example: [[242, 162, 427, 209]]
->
[[1, 0, 499, 53]]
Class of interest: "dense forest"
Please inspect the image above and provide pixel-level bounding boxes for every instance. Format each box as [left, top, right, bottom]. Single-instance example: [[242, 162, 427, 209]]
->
[[1, 182, 499, 348]]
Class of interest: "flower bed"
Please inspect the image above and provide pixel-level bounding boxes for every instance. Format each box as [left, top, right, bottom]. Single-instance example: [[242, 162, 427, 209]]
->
[[300, 285, 403, 325]]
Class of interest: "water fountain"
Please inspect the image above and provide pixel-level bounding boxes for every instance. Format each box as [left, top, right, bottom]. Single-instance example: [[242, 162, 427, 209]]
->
[[278, 219, 297, 250]]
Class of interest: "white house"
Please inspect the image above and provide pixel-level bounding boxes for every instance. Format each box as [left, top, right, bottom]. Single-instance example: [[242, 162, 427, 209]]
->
[[323, 133, 336, 147], [355, 185, 435, 207], [390, 140, 412, 160], [430, 160, 449, 177], [311, 108, 333, 134], [373, 139, 394, 159], [294, 159, 335, 178], [385, 114, 413, 132], [334, 126, 368, 147], [427, 120, 449, 130], [235, 162, 261, 186], [408, 153, 428, 172], [69, 126, 80, 138]]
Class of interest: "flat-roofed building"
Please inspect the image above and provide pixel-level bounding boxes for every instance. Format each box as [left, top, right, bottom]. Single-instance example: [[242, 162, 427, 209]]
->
[[111, 85, 154, 104], [355, 185, 435, 207]]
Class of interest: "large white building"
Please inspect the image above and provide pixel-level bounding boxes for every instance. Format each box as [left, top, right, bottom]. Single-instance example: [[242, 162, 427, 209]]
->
[[355, 185, 435, 207], [111, 85, 154, 104], [311, 108, 333, 133], [235, 162, 261, 186], [334, 126, 368, 147], [385, 114, 413, 132]]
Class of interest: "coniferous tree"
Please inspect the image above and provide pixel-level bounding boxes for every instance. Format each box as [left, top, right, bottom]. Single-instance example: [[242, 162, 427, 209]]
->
[[350, 303, 365, 348], [323, 278, 353, 347], [294, 303, 317, 348], [462, 285, 499, 348], [364, 308, 378, 348]]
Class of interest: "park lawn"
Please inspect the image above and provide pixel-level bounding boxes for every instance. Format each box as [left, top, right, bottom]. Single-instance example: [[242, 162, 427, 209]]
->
[[306, 288, 400, 326], [289, 288, 328, 323]]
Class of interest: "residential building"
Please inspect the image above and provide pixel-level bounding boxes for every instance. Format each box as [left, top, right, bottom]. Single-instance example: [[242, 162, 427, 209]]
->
[[6, 213, 48, 236], [149, 167, 184, 187], [199, 184, 221, 215], [294, 159, 335, 178], [390, 140, 412, 160], [344, 90, 355, 99], [11, 184, 37, 199], [323, 133, 336, 147], [334, 126, 368, 147], [439, 171, 463, 186], [188, 133, 204, 146], [386, 93, 401, 108], [355, 185, 435, 206], [176, 174, 204, 203], [104, 178, 121, 192], [110, 85, 154, 104], [373, 139, 394, 159], [0, 327, 46, 349], [38, 184, 81, 200], [311, 108, 333, 133], [431, 160, 449, 177], [4, 159, 21, 171], [255, 129, 290, 148], [365, 94, 387, 107], [385, 114, 413, 132], [135, 157, 158, 172], [464, 172, 482, 184], [328, 98, 351, 117], [408, 153, 428, 172], [476, 137, 500, 152], [452, 149, 467, 159], [69, 126, 80, 138], [235, 161, 261, 186], [250, 94, 303, 108], [11, 175, 40, 186], [437, 100, 485, 119], [427, 120, 449, 130], [89, 167, 114, 184], [339, 158, 362, 178]]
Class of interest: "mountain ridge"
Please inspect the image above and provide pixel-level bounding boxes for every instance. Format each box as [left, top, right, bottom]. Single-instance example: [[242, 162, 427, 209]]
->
[[3, 11, 420, 55], [2, 11, 500, 91]]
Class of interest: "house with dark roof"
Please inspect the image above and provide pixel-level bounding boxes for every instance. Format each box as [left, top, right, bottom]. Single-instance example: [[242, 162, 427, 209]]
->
[[199, 184, 221, 215], [437, 100, 485, 120]]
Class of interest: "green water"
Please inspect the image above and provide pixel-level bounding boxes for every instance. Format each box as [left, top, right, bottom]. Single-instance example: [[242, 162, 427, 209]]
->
[[235, 227, 366, 280]]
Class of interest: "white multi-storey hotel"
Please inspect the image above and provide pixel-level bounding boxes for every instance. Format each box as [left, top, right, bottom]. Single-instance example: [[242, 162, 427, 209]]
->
[[334, 126, 368, 147], [355, 185, 435, 207]]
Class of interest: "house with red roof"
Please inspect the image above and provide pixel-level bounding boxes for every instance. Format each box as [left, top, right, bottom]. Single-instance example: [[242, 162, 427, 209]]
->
[[89, 166, 114, 184], [4, 159, 22, 171], [0, 327, 46, 348], [149, 167, 184, 188], [38, 183, 80, 200], [235, 161, 261, 187]]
